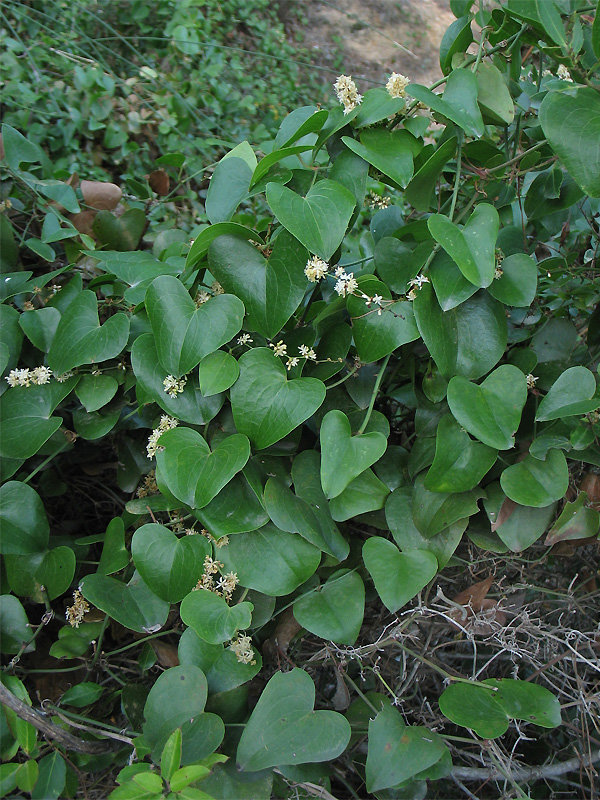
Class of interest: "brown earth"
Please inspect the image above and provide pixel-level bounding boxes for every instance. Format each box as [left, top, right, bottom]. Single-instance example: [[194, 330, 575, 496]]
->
[[303, 0, 455, 91]]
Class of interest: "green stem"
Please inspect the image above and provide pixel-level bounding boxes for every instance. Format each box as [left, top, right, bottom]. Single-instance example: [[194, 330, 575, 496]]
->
[[342, 673, 380, 715], [358, 354, 390, 434], [102, 630, 177, 658], [22, 440, 70, 484], [86, 615, 110, 675], [449, 130, 464, 222], [325, 365, 359, 390]]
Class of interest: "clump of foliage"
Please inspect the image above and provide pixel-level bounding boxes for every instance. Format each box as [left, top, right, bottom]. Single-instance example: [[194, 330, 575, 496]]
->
[[1, 0, 600, 798]]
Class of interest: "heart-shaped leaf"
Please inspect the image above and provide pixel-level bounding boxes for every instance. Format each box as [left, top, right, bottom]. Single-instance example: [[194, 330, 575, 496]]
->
[[535, 366, 600, 421], [407, 82, 482, 137], [263, 477, 349, 560], [540, 88, 600, 197], [386, 487, 466, 569], [429, 248, 478, 311], [186, 223, 264, 269], [500, 449, 569, 507], [363, 538, 438, 612], [341, 128, 417, 187], [156, 428, 250, 510], [131, 523, 211, 602], [19, 307, 61, 352], [75, 374, 118, 412], [86, 250, 181, 305], [219, 523, 321, 596], [143, 666, 208, 758], [131, 334, 223, 425], [208, 230, 308, 339], [487, 253, 537, 307], [80, 572, 169, 634], [545, 491, 600, 545], [145, 276, 245, 377], [180, 590, 253, 645], [447, 365, 528, 450], [37, 547, 76, 601], [366, 705, 448, 792], [205, 156, 253, 223], [439, 679, 561, 739], [425, 415, 497, 493], [347, 277, 420, 362], [441, 68, 484, 137], [483, 482, 557, 552], [266, 179, 356, 261], [320, 410, 387, 499], [237, 668, 351, 771], [230, 348, 325, 450], [198, 350, 239, 396], [0, 482, 49, 555], [47, 291, 129, 375], [179, 628, 261, 694], [0, 378, 78, 460], [294, 571, 365, 644], [428, 204, 498, 288], [414, 285, 507, 380], [476, 62, 514, 125], [93, 208, 145, 250], [412, 474, 483, 538], [329, 468, 390, 522], [194, 474, 269, 537]]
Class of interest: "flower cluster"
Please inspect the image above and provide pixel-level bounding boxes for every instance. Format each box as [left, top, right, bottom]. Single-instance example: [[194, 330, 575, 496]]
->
[[333, 268, 359, 297], [237, 333, 253, 346], [557, 64, 573, 82], [146, 415, 179, 459], [193, 556, 239, 602], [304, 255, 329, 282], [65, 589, 90, 628], [194, 290, 211, 307], [361, 293, 385, 315], [386, 72, 410, 98], [269, 340, 288, 357], [406, 274, 430, 300], [229, 633, 256, 665], [368, 191, 391, 210], [5, 366, 53, 387], [136, 470, 159, 498], [334, 75, 362, 114], [526, 373, 539, 390], [163, 374, 186, 398]]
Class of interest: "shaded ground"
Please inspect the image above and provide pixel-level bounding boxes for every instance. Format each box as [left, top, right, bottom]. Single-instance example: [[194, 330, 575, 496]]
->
[[303, 0, 454, 90]]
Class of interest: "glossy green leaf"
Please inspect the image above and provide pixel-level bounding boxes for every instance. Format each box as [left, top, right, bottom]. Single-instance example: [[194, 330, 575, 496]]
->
[[363, 537, 437, 612], [178, 629, 261, 694], [237, 669, 351, 771], [294, 571, 365, 644], [342, 128, 416, 187], [353, 88, 405, 127], [373, 237, 423, 294], [198, 350, 239, 396], [37, 546, 76, 600], [160, 728, 182, 784], [540, 88, 600, 197], [146, 276, 244, 377], [429, 248, 478, 311], [230, 348, 325, 450], [186, 223, 264, 269], [47, 290, 129, 375], [75, 373, 118, 412], [92, 208, 145, 251], [1, 123, 44, 168], [155, 428, 250, 509], [98, 517, 130, 575], [143, 666, 208, 758], [483, 482, 557, 552], [347, 277, 420, 362], [131, 334, 223, 424], [263, 477, 348, 560], [61, 682, 103, 708], [439, 15, 473, 74], [329, 468, 390, 522], [476, 62, 514, 125], [412, 473, 483, 538], [405, 138, 458, 211], [0, 596, 32, 654], [132, 523, 211, 602], [219, 523, 321, 596], [19, 307, 61, 352], [0, 481, 49, 555], [442, 68, 484, 138], [180, 590, 253, 645], [194, 474, 269, 537], [428, 204, 498, 288], [414, 285, 507, 380], [447, 365, 528, 449], [407, 83, 482, 137], [487, 253, 537, 307], [536, 366, 600, 421], [274, 106, 328, 148], [425, 414, 497, 492], [320, 410, 387, 499], [31, 752, 66, 800], [500, 449, 569, 507], [73, 403, 122, 440], [206, 157, 253, 224], [266, 179, 356, 261], [439, 678, 561, 738], [80, 571, 169, 634], [366, 705, 447, 792], [208, 230, 308, 339], [545, 492, 599, 545], [87, 250, 181, 305], [386, 487, 466, 568]]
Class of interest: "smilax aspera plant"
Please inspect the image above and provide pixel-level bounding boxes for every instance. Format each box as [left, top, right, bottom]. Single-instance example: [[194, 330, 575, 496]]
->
[[1, 0, 600, 798]]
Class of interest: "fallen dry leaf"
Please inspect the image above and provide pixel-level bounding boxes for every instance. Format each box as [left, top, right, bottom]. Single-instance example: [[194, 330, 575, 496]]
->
[[148, 169, 169, 196]]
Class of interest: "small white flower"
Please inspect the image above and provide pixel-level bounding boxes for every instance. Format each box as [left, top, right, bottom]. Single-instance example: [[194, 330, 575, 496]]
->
[[163, 374, 186, 398], [406, 288, 417, 301], [372, 294, 383, 306], [526, 374, 539, 389], [55, 370, 74, 383], [194, 290, 211, 307], [31, 366, 53, 385], [286, 357, 299, 371], [334, 271, 359, 297], [269, 341, 288, 357], [557, 64, 573, 82], [408, 274, 430, 289], [334, 265, 346, 278], [386, 72, 410, 98], [304, 255, 329, 283], [333, 75, 363, 114], [5, 370, 20, 388], [237, 333, 253, 345], [494, 266, 504, 280]]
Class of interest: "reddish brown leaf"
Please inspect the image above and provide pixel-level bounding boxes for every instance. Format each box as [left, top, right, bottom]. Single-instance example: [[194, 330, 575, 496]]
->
[[150, 640, 179, 668], [452, 575, 494, 610], [80, 180, 122, 211], [491, 497, 518, 532], [148, 169, 169, 196]]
